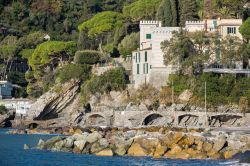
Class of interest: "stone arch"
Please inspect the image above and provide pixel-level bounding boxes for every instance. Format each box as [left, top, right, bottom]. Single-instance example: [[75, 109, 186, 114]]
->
[[209, 114, 243, 127], [85, 113, 108, 126], [141, 113, 174, 126], [28, 122, 39, 129], [178, 114, 199, 127]]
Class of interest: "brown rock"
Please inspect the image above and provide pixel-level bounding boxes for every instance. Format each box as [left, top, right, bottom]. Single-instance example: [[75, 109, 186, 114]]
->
[[153, 143, 167, 158], [74, 129, 83, 135], [207, 149, 219, 157], [73, 146, 81, 154], [138, 138, 159, 155], [162, 132, 184, 147], [127, 143, 148, 156], [96, 149, 113, 156], [165, 151, 191, 160], [165, 144, 182, 156], [210, 153, 222, 160], [203, 142, 213, 152], [178, 135, 195, 147], [213, 136, 226, 152], [223, 150, 239, 159]]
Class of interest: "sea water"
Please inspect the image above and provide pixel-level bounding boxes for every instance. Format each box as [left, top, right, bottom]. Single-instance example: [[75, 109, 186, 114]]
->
[[0, 129, 247, 166]]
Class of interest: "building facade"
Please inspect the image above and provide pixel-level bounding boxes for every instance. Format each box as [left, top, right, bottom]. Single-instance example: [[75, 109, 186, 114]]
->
[[0, 81, 13, 99], [185, 19, 243, 39], [132, 19, 243, 88], [132, 21, 179, 88], [0, 99, 33, 117]]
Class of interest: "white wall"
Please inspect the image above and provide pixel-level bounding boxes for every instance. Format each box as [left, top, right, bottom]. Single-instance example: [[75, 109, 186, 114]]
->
[[139, 20, 161, 50], [150, 27, 180, 68], [132, 50, 151, 88]]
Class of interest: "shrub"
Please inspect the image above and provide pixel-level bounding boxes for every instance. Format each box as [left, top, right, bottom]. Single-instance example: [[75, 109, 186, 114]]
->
[[81, 67, 128, 103], [74, 50, 101, 64], [118, 32, 139, 57], [0, 105, 8, 115], [56, 64, 91, 83], [170, 73, 250, 107]]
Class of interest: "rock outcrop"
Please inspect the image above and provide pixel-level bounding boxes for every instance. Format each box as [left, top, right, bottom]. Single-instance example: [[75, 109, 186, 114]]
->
[[26, 80, 81, 127], [0, 111, 15, 128]]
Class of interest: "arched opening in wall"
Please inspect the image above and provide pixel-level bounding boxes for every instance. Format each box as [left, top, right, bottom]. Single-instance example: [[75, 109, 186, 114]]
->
[[142, 113, 173, 126], [178, 114, 199, 127], [86, 114, 107, 126], [209, 115, 242, 127], [28, 123, 39, 129]]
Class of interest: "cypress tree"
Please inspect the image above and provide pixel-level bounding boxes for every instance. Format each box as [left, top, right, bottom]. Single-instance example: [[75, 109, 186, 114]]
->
[[157, 0, 178, 27], [179, 0, 199, 27]]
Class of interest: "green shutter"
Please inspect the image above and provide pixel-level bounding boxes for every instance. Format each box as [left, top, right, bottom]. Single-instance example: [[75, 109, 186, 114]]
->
[[137, 64, 139, 74], [143, 64, 145, 74], [145, 51, 147, 62], [146, 34, 151, 39]]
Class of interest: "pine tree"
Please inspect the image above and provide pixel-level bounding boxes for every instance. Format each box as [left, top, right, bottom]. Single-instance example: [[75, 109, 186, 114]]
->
[[157, 0, 178, 27], [179, 0, 199, 27]]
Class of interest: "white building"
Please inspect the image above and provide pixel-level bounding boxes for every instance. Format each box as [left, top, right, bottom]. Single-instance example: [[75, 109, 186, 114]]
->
[[185, 19, 243, 39], [132, 19, 243, 89], [132, 21, 179, 88], [0, 99, 33, 116]]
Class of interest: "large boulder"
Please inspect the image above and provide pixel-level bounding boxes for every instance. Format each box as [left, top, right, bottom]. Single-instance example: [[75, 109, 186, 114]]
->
[[153, 143, 168, 158], [223, 150, 240, 159], [37, 139, 45, 149], [74, 140, 87, 151], [213, 136, 227, 152], [96, 149, 113, 156], [64, 137, 75, 148], [202, 142, 213, 152], [111, 136, 133, 156], [44, 136, 65, 149], [72, 133, 87, 141], [86, 132, 102, 143], [127, 143, 149, 156], [162, 132, 184, 147], [90, 138, 109, 153]]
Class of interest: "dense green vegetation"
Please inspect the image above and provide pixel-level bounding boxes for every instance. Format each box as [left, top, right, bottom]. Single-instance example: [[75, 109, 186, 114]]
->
[[169, 73, 250, 107], [81, 67, 128, 104], [74, 50, 101, 65], [0, 0, 249, 108], [56, 64, 91, 83], [0, 105, 8, 115], [162, 31, 247, 75]]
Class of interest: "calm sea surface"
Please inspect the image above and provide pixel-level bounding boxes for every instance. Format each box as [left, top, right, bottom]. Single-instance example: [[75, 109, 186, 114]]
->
[[0, 129, 248, 166]]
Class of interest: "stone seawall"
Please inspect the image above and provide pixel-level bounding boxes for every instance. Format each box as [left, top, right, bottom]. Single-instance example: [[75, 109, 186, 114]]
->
[[29, 127, 250, 160], [84, 110, 249, 128]]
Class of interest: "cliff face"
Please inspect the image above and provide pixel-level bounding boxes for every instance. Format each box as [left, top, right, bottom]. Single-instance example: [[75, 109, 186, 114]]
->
[[27, 80, 82, 126], [0, 111, 15, 128]]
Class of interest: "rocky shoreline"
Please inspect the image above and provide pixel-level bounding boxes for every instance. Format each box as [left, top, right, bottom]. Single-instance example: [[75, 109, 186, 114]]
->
[[21, 127, 250, 160]]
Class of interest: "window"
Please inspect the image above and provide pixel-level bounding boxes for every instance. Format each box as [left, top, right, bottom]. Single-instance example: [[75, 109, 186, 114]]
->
[[137, 64, 140, 74], [146, 34, 151, 39], [143, 63, 148, 74], [213, 20, 217, 27], [227, 27, 236, 34], [138, 53, 140, 62], [145, 51, 147, 62]]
